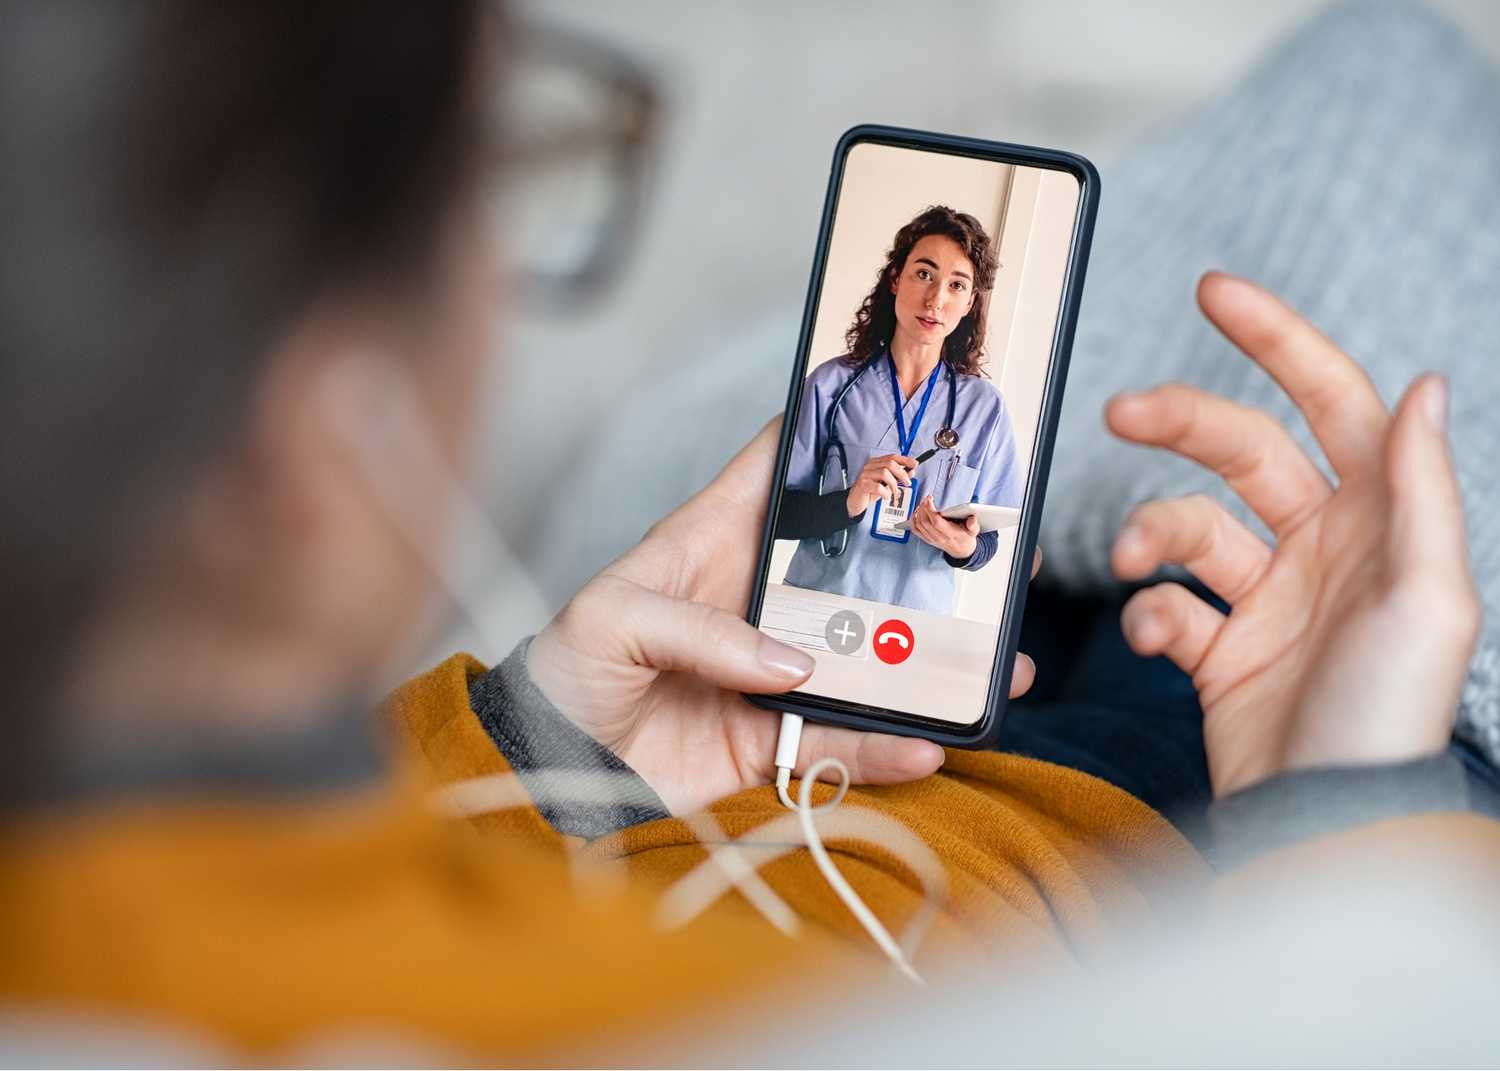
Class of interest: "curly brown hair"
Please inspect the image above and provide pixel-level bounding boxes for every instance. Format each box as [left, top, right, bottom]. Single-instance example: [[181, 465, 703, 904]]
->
[[843, 204, 999, 377]]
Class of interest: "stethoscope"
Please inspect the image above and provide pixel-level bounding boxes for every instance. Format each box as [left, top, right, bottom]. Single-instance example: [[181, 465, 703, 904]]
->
[[817, 353, 959, 557]]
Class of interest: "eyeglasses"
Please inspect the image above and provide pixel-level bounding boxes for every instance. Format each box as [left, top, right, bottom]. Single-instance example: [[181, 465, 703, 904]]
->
[[485, 18, 661, 308]]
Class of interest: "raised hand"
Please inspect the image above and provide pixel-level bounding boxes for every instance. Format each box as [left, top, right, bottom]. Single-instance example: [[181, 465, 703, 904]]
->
[[1107, 272, 1480, 797]]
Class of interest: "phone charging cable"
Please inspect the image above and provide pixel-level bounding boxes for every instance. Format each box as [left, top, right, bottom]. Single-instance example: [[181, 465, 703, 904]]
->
[[773, 711, 925, 985]]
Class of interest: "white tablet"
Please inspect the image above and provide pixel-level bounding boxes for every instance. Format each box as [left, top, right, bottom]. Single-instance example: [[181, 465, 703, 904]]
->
[[938, 503, 1021, 532]]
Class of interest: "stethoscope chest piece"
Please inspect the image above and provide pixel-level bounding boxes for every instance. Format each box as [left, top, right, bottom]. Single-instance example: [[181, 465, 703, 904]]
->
[[934, 426, 959, 450]]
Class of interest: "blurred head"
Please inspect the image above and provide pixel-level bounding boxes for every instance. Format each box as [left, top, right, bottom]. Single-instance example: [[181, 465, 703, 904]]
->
[[0, 1, 497, 795], [844, 205, 998, 375]]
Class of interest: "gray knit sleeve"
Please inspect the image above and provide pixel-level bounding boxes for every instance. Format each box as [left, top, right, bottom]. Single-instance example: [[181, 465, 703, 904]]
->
[[1208, 752, 1472, 870], [467, 638, 670, 839]]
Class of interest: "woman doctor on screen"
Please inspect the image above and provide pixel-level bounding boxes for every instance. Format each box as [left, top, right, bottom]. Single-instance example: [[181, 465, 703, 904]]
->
[[776, 205, 1022, 615]]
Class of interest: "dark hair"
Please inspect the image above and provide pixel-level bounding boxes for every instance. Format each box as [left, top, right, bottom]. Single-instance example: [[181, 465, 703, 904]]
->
[[843, 204, 999, 376], [0, 2, 485, 802]]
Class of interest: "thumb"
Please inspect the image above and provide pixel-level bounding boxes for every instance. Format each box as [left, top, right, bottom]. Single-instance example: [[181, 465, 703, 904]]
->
[[617, 582, 816, 694], [1385, 374, 1471, 595], [964, 514, 980, 535]]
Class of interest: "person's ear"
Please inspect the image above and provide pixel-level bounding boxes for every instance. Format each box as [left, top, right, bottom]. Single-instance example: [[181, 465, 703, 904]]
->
[[163, 312, 393, 633]]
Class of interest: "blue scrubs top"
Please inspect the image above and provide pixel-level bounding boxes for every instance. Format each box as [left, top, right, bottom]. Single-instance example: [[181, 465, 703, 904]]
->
[[783, 353, 1023, 614]]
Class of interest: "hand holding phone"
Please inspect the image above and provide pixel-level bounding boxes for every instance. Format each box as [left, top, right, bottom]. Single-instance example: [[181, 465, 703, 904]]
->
[[526, 422, 969, 816]]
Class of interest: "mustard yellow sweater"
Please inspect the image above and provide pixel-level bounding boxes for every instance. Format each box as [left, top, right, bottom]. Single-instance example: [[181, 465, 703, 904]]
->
[[6, 654, 1488, 1060]]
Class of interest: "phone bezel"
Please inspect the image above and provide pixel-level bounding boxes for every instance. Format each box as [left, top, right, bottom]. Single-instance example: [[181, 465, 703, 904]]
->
[[744, 124, 1100, 748]]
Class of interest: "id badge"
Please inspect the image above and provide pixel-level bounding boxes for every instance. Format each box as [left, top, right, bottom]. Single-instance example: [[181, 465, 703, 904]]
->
[[870, 477, 919, 543]]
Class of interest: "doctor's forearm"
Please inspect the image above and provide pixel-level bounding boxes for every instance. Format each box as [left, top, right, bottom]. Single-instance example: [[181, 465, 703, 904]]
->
[[774, 490, 864, 541]]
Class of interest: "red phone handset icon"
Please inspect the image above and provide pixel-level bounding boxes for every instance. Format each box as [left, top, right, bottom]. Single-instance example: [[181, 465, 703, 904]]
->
[[872, 618, 915, 665]]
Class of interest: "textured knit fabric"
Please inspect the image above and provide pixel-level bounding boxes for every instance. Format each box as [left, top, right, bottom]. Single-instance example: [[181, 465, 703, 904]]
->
[[5, 653, 1498, 1058], [1208, 752, 1471, 869], [1038, 0, 1500, 762], [0, 654, 1205, 1056], [468, 638, 670, 838]]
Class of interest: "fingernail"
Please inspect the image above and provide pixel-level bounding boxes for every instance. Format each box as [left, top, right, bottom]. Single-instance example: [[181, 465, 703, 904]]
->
[[1108, 391, 1148, 420], [758, 634, 815, 679], [1423, 375, 1449, 430]]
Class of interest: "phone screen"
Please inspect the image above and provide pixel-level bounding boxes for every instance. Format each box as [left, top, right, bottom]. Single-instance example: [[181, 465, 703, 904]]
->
[[751, 133, 1087, 732]]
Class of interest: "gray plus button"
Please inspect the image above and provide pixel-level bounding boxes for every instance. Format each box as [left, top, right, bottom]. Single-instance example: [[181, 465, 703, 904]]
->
[[823, 610, 866, 656]]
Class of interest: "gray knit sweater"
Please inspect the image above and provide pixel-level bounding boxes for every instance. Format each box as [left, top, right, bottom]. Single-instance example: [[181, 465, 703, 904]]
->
[[1039, 0, 1500, 763]]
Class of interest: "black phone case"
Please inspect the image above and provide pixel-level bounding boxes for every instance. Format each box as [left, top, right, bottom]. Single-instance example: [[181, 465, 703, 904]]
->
[[744, 124, 1100, 748]]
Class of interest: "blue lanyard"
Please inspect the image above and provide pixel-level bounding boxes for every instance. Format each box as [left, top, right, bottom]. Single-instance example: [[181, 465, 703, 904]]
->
[[887, 353, 942, 456]]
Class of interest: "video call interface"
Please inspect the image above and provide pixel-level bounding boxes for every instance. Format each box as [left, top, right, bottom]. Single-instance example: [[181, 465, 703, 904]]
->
[[755, 142, 1081, 726]]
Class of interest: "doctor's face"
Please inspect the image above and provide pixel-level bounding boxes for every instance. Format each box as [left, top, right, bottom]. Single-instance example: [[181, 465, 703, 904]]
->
[[891, 234, 977, 347]]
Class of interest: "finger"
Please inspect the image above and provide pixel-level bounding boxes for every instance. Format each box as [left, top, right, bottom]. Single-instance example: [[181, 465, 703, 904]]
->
[[602, 579, 816, 693], [1009, 651, 1036, 698], [1197, 271, 1389, 477], [963, 515, 979, 535], [1385, 375, 1480, 642], [874, 453, 916, 471], [1106, 382, 1332, 536], [1120, 582, 1226, 677], [926, 512, 964, 536], [885, 460, 912, 486], [1031, 545, 1043, 579], [1112, 494, 1272, 604], [795, 724, 944, 785]]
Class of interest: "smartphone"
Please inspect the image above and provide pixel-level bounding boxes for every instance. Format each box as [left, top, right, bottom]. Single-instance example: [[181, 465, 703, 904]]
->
[[745, 125, 1098, 747]]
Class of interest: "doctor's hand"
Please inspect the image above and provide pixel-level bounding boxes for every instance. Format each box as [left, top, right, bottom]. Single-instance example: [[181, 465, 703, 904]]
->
[[1107, 272, 1479, 798], [847, 453, 916, 518], [910, 495, 980, 560], [526, 422, 1039, 816]]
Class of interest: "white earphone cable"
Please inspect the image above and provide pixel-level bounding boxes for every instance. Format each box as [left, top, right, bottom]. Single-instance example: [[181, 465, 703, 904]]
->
[[773, 711, 927, 985]]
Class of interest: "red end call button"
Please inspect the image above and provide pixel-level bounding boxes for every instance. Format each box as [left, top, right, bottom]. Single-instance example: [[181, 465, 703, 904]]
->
[[872, 618, 915, 665]]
